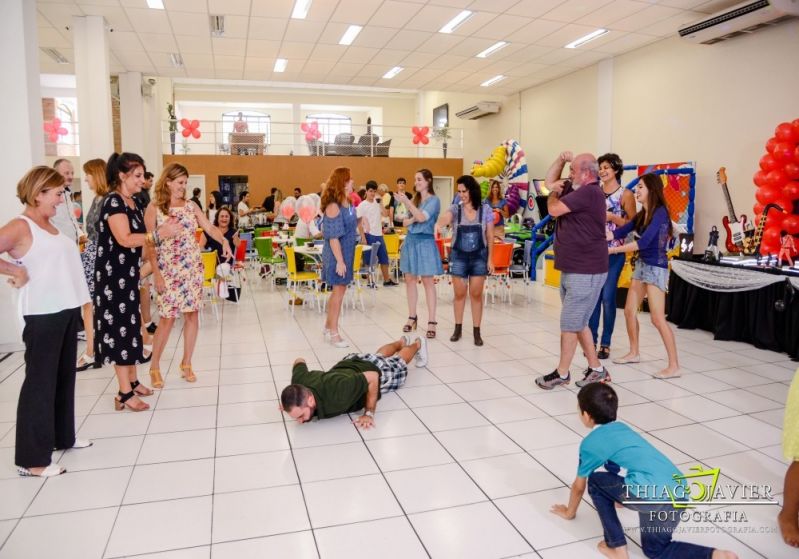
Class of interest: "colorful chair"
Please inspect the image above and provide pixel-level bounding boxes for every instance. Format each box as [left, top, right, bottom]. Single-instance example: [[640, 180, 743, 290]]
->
[[284, 246, 320, 314], [254, 237, 285, 288], [486, 242, 514, 304], [383, 233, 401, 281], [200, 250, 219, 322], [346, 244, 365, 311]]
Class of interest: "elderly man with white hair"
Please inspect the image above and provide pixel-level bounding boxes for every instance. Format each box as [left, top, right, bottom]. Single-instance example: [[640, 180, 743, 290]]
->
[[536, 151, 611, 391]]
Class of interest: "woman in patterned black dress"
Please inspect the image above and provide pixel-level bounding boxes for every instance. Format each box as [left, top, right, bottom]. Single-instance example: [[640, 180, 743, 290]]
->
[[94, 153, 178, 412]]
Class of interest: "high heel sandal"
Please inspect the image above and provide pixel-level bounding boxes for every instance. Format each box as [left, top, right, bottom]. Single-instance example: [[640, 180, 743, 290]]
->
[[180, 363, 197, 383], [114, 390, 149, 412], [426, 321, 437, 339], [450, 324, 462, 342], [131, 379, 153, 396], [149, 368, 164, 389], [403, 316, 418, 333], [76, 352, 101, 372]]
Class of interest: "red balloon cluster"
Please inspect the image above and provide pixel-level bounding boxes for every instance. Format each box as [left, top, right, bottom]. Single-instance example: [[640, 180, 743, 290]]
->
[[411, 126, 429, 145], [752, 119, 799, 255], [180, 119, 201, 139]]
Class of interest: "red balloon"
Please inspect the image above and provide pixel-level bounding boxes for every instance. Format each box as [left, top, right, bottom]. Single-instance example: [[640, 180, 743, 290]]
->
[[765, 137, 778, 153], [191, 129, 201, 139], [760, 238, 779, 255], [775, 122, 799, 143], [756, 186, 779, 205], [773, 197, 792, 214], [784, 162, 799, 180], [181, 128, 191, 138], [760, 154, 778, 172], [753, 170, 768, 187], [762, 226, 782, 247], [794, 145, 799, 164], [783, 181, 799, 200], [772, 142, 795, 163], [765, 169, 788, 189], [180, 118, 190, 128], [783, 215, 799, 235], [759, 210, 786, 229], [753, 202, 764, 217]]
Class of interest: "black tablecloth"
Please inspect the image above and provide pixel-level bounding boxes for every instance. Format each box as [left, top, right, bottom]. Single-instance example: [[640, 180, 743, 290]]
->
[[666, 269, 799, 359]]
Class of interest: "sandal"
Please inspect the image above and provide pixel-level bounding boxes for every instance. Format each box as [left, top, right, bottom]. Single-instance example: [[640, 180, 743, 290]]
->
[[17, 463, 66, 477], [149, 368, 164, 389], [114, 390, 149, 412], [76, 352, 101, 372], [426, 321, 437, 339], [131, 379, 153, 396], [403, 316, 418, 333], [180, 363, 197, 383], [597, 346, 611, 360]]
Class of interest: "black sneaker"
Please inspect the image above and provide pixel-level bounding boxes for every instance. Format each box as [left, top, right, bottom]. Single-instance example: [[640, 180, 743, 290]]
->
[[145, 322, 157, 334], [575, 367, 612, 388], [535, 370, 570, 390], [383, 280, 398, 286]]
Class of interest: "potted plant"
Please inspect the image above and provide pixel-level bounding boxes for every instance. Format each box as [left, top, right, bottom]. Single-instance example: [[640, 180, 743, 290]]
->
[[167, 102, 177, 155], [432, 126, 451, 158]]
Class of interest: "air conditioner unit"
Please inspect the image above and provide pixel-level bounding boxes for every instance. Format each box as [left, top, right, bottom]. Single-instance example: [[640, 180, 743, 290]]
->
[[678, 0, 799, 44], [455, 101, 501, 120]]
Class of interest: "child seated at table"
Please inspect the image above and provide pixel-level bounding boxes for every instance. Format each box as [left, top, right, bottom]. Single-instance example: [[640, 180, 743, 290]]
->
[[550, 383, 738, 559]]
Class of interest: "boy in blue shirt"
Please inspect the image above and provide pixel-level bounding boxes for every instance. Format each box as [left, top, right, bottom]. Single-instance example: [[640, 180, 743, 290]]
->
[[550, 383, 737, 559]]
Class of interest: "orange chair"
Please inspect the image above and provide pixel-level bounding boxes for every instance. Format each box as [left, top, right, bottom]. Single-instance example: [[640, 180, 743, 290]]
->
[[486, 242, 514, 303]]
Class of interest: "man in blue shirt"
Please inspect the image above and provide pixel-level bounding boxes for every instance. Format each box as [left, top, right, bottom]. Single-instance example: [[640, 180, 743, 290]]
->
[[550, 383, 738, 559]]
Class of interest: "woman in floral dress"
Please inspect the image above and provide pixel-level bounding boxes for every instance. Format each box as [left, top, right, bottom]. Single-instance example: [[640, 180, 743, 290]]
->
[[144, 163, 232, 388]]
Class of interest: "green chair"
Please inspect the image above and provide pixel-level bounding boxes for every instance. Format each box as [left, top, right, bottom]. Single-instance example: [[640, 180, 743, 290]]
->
[[254, 227, 271, 239], [254, 237, 285, 287]]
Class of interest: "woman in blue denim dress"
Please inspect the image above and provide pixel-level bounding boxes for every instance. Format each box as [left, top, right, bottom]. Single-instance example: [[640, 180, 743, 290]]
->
[[438, 175, 494, 346], [321, 167, 358, 348], [397, 169, 443, 338]]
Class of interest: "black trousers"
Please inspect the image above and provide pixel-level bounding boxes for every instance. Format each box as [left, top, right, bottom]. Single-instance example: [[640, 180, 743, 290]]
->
[[16, 307, 80, 468]]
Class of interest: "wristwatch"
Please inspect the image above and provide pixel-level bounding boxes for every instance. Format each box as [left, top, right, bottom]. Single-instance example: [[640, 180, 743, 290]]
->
[[364, 410, 375, 418]]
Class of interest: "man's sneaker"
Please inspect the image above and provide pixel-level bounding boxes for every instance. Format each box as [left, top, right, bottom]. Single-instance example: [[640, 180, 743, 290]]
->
[[575, 367, 612, 388], [145, 322, 157, 334], [414, 335, 428, 368], [535, 370, 570, 390]]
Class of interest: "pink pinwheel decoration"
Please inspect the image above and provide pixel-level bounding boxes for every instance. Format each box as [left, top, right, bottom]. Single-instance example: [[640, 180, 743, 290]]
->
[[43, 118, 68, 143], [180, 118, 202, 139], [300, 121, 321, 141], [411, 126, 429, 145]]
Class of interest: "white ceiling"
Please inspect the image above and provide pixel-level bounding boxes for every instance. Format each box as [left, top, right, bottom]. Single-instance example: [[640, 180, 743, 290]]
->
[[36, 0, 740, 95]]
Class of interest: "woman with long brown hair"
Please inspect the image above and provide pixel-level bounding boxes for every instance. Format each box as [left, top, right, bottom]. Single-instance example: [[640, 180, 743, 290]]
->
[[321, 167, 358, 347], [608, 173, 679, 379], [396, 169, 443, 338], [485, 179, 507, 239], [75, 159, 110, 371], [145, 163, 232, 388]]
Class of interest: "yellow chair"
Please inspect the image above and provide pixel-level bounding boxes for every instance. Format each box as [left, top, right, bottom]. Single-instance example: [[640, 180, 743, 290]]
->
[[200, 251, 219, 322], [346, 244, 365, 312], [384, 233, 401, 281], [284, 246, 320, 314]]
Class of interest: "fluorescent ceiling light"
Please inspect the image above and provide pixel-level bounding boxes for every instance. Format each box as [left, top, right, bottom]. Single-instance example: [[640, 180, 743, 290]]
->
[[291, 0, 312, 19], [209, 15, 225, 37], [169, 53, 184, 68], [41, 48, 69, 64], [564, 29, 609, 49], [476, 41, 508, 58], [146, 0, 164, 9], [338, 25, 362, 45], [382, 66, 403, 79], [480, 74, 505, 87], [439, 10, 472, 33], [274, 58, 288, 72]]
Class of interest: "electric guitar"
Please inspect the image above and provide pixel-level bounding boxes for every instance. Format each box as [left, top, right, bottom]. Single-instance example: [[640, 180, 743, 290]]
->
[[717, 167, 748, 253], [742, 202, 785, 257]]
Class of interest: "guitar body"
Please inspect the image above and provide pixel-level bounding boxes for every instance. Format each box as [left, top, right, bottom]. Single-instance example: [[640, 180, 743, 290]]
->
[[722, 214, 748, 253]]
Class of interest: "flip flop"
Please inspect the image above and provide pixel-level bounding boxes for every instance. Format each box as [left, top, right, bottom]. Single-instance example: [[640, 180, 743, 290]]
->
[[653, 371, 682, 379], [612, 356, 640, 364]]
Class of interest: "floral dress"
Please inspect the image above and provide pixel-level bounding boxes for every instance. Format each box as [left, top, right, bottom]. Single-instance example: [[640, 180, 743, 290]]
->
[[94, 193, 146, 366], [155, 202, 203, 318]]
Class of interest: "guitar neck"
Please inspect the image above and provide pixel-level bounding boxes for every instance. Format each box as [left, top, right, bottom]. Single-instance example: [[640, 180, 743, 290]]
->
[[721, 183, 737, 222]]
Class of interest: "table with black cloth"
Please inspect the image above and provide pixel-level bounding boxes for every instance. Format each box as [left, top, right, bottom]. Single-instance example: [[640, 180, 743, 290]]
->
[[666, 258, 799, 359]]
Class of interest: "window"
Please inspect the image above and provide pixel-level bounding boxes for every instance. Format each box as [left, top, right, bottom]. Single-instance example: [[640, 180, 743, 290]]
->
[[222, 110, 270, 144], [306, 113, 352, 143], [53, 98, 79, 156]]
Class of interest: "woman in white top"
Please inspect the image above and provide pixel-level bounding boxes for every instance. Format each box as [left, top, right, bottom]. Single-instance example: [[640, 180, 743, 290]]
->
[[0, 167, 92, 477], [237, 191, 253, 219]]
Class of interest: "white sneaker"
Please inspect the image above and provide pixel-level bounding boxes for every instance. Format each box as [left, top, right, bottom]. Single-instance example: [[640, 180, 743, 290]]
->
[[329, 333, 349, 348], [401, 334, 413, 347], [17, 463, 66, 477], [414, 335, 428, 368], [72, 438, 93, 449]]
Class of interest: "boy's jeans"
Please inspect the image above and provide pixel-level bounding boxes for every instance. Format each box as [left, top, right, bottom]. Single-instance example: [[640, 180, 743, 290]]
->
[[587, 466, 714, 559]]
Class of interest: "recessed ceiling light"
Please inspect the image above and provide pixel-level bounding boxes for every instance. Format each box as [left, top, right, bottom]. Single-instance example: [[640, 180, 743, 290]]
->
[[564, 29, 609, 49], [146, 0, 164, 9], [476, 41, 508, 58], [169, 53, 184, 68], [274, 58, 288, 72], [209, 15, 225, 37], [338, 25, 362, 45], [480, 74, 505, 87], [41, 47, 69, 64], [291, 0, 312, 19], [382, 66, 403, 79], [439, 10, 472, 34]]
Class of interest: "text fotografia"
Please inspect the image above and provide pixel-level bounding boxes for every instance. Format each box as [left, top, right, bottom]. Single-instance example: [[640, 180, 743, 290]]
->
[[622, 465, 777, 509]]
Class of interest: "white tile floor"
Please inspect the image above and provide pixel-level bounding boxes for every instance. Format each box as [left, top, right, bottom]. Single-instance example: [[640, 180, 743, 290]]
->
[[0, 274, 795, 558]]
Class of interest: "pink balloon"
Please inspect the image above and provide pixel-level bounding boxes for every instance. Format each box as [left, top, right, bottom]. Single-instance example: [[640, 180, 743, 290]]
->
[[298, 205, 316, 223], [48, 133, 58, 142], [180, 118, 190, 128], [181, 128, 191, 138], [190, 119, 199, 129], [191, 128, 201, 139], [281, 203, 295, 219]]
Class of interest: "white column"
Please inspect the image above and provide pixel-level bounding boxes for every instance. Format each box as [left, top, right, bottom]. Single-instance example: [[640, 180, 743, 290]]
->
[[73, 15, 114, 173], [119, 71, 145, 155], [293, 103, 303, 155], [596, 58, 614, 155], [0, 0, 43, 351]]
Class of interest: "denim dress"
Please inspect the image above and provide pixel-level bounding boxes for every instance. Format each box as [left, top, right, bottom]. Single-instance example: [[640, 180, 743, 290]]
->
[[399, 195, 443, 277], [322, 203, 358, 285]]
